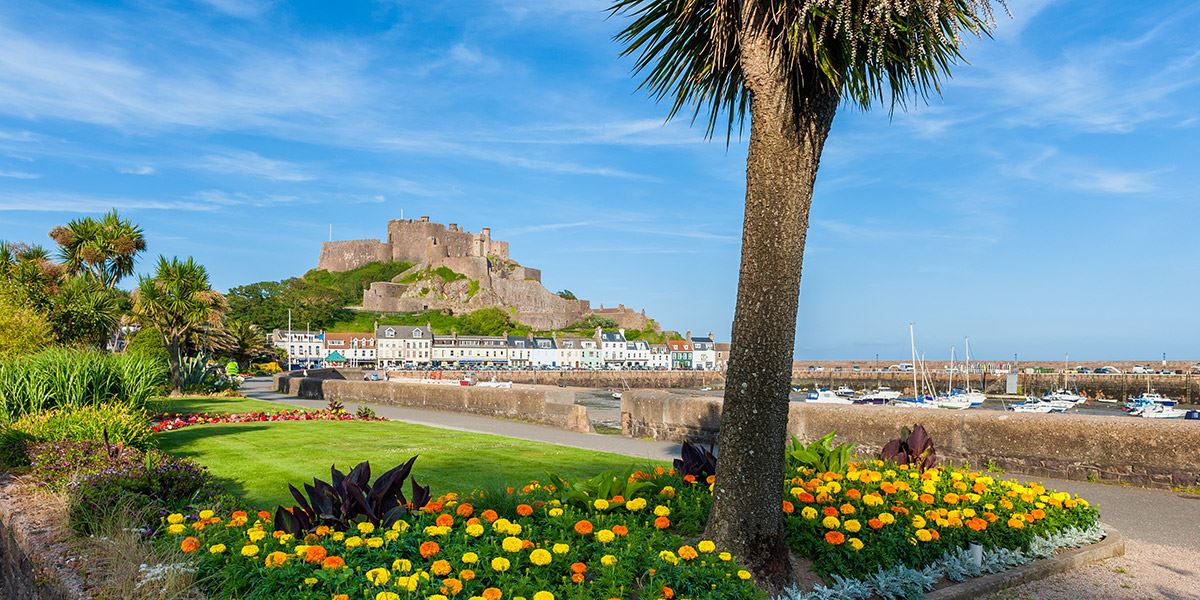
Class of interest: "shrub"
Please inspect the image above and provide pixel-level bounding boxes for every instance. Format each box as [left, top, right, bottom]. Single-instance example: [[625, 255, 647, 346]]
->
[[69, 450, 219, 535], [879, 424, 937, 472], [0, 426, 33, 469], [787, 432, 856, 474], [250, 361, 282, 376], [673, 440, 717, 481], [0, 294, 54, 362], [273, 457, 430, 535], [0, 348, 167, 422], [12, 402, 154, 449], [27, 439, 141, 490]]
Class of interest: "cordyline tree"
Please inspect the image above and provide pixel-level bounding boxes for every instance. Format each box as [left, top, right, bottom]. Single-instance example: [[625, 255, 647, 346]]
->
[[49, 209, 146, 289], [609, 0, 999, 588], [132, 257, 227, 392]]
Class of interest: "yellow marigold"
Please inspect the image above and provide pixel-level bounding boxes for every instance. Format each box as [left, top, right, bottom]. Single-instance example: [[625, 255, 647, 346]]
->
[[357, 522, 375, 535], [462, 552, 479, 564], [240, 544, 259, 557], [718, 552, 732, 561], [198, 509, 214, 520], [167, 524, 185, 535], [167, 513, 184, 525], [366, 537, 384, 548], [849, 537, 864, 551], [248, 529, 266, 543], [821, 516, 840, 530], [366, 567, 390, 586], [737, 570, 752, 580], [530, 548, 553, 566], [533, 592, 554, 600], [208, 543, 226, 554], [548, 507, 564, 517], [658, 550, 679, 565], [466, 524, 485, 537], [345, 536, 364, 548], [915, 529, 933, 542], [384, 530, 399, 542], [678, 545, 698, 561], [431, 560, 452, 576], [593, 499, 610, 510], [626, 498, 647, 511], [424, 595, 446, 600], [303, 577, 317, 586], [601, 554, 618, 566], [654, 505, 671, 517], [911, 516, 927, 529], [375, 593, 400, 600], [491, 557, 510, 572], [697, 540, 716, 553], [552, 543, 570, 555], [879, 512, 896, 525], [1007, 517, 1025, 529], [844, 519, 861, 533], [595, 529, 615, 543], [393, 558, 412, 572], [392, 520, 410, 532], [502, 536, 524, 553], [801, 507, 817, 520], [264, 551, 288, 567]]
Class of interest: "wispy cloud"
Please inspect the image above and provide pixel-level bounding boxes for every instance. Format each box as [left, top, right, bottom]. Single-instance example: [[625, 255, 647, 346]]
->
[[197, 150, 315, 182], [0, 192, 213, 212], [197, 0, 276, 19], [0, 169, 39, 179], [506, 221, 599, 235], [812, 219, 1000, 244], [1006, 146, 1163, 195], [118, 165, 156, 175]]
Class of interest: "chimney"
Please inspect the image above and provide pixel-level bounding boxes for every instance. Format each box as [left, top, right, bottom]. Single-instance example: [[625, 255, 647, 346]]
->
[[686, 330, 692, 340], [708, 331, 715, 341], [595, 326, 602, 337], [619, 328, 625, 338]]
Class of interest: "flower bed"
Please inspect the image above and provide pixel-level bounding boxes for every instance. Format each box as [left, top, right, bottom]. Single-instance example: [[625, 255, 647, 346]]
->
[[150, 409, 384, 432], [153, 458, 1097, 600]]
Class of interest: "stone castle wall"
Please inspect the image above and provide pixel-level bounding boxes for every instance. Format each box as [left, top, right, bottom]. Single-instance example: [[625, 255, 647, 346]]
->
[[317, 239, 392, 273]]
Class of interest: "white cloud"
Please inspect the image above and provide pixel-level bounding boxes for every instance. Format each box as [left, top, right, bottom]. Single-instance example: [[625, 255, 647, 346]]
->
[[196, 0, 275, 19], [196, 150, 315, 182], [0, 170, 39, 179], [118, 165, 156, 175], [0, 192, 213, 212], [1005, 145, 1162, 195]]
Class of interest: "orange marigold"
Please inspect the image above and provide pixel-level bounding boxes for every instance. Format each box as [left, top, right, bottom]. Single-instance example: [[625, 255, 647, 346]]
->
[[460, 569, 476, 581], [654, 516, 670, 529], [574, 520, 594, 535], [436, 513, 454, 527], [321, 556, 345, 570], [441, 578, 463, 595], [482, 588, 502, 600], [431, 560, 452, 576], [662, 585, 675, 598], [516, 504, 533, 517], [612, 525, 629, 536], [419, 541, 440, 558], [456, 503, 474, 517], [868, 518, 884, 530], [304, 545, 327, 563], [678, 545, 698, 560], [839, 503, 855, 515], [797, 492, 815, 504], [822, 506, 839, 517], [824, 531, 846, 545], [180, 537, 200, 553], [683, 474, 697, 483], [782, 501, 795, 514], [481, 509, 499, 523]]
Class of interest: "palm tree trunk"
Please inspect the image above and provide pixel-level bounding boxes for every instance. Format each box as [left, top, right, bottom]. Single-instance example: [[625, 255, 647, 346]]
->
[[166, 339, 183, 393], [703, 20, 839, 592]]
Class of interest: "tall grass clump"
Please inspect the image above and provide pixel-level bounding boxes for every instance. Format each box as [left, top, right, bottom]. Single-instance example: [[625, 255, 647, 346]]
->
[[0, 348, 167, 423]]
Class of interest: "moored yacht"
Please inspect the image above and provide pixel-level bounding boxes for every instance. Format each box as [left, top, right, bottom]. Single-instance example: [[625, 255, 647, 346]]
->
[[805, 389, 853, 404], [1129, 391, 1176, 407], [833, 385, 857, 398], [1043, 388, 1086, 404], [857, 386, 902, 404]]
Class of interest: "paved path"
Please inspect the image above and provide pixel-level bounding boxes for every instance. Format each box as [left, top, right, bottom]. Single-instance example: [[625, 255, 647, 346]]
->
[[242, 378, 1200, 551]]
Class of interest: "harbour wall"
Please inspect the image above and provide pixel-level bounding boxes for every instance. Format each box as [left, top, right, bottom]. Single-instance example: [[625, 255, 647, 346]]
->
[[792, 371, 1200, 403], [380, 369, 727, 390], [621, 390, 1200, 489], [274, 374, 593, 433]]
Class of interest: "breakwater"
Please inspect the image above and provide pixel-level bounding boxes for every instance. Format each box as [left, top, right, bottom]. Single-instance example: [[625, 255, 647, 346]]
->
[[381, 369, 727, 390]]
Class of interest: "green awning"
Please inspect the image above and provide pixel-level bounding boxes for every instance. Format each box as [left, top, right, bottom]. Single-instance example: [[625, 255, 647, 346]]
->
[[326, 351, 346, 362]]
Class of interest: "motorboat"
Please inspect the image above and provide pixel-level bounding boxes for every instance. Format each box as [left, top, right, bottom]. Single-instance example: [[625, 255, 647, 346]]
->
[[1043, 388, 1086, 404], [833, 386, 857, 398], [1129, 391, 1176, 407], [1009, 397, 1072, 413], [1138, 403, 1186, 419], [805, 389, 853, 404], [937, 388, 987, 409], [892, 396, 941, 410], [857, 386, 902, 404]]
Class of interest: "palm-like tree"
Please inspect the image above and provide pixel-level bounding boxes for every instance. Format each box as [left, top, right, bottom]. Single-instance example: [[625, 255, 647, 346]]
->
[[49, 209, 147, 289], [225, 318, 271, 369], [132, 257, 227, 392], [610, 0, 998, 586]]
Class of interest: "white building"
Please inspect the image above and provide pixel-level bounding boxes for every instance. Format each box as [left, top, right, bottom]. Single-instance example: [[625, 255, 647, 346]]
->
[[530, 336, 558, 368], [271, 329, 324, 369], [625, 339, 650, 368], [649, 343, 671, 370], [375, 325, 432, 368], [596, 328, 627, 367], [558, 337, 602, 369], [507, 336, 531, 368], [322, 332, 375, 367], [689, 331, 717, 371], [432, 334, 508, 367]]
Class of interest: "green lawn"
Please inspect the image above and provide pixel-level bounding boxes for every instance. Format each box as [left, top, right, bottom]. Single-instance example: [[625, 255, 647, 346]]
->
[[149, 396, 287, 415], [156, 420, 660, 507]]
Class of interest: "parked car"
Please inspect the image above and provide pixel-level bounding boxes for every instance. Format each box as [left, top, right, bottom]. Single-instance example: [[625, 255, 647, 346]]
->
[[1131, 365, 1153, 374]]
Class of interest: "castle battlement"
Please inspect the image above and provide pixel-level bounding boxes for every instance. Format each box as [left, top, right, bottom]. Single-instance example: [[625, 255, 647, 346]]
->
[[318, 216, 509, 272]]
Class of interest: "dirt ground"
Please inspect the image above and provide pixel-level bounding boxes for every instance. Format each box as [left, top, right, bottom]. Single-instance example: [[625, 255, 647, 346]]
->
[[991, 540, 1200, 600]]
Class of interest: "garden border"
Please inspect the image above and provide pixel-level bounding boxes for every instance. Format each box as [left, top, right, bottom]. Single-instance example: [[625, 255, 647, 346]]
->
[[924, 523, 1124, 600]]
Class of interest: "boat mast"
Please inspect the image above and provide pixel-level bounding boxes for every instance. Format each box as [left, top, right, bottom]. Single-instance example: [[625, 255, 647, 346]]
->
[[909, 323, 918, 399], [965, 337, 972, 391], [949, 346, 955, 395]]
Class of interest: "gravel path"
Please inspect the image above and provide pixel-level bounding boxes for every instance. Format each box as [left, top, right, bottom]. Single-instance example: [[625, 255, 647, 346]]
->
[[992, 540, 1200, 600]]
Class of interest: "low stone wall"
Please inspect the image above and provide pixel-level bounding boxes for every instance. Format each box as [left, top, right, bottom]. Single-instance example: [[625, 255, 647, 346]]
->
[[276, 376, 593, 433], [383, 369, 725, 389], [0, 478, 80, 600], [621, 391, 1200, 489]]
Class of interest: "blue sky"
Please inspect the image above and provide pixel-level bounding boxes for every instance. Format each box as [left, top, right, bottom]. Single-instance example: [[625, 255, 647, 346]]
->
[[0, 0, 1197, 360]]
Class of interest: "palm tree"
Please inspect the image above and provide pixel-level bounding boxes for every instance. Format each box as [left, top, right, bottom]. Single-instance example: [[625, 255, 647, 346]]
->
[[131, 257, 227, 392], [224, 319, 271, 370], [610, 0, 998, 587], [49, 209, 147, 289]]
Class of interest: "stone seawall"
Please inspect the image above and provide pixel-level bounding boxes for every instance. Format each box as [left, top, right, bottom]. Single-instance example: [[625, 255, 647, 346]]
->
[[275, 375, 592, 433], [382, 369, 726, 389], [793, 370, 1200, 403], [621, 391, 1200, 489]]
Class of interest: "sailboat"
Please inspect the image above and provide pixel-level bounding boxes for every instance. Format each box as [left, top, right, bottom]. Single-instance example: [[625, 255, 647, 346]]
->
[[894, 325, 940, 409], [1042, 354, 1086, 404], [933, 346, 973, 410]]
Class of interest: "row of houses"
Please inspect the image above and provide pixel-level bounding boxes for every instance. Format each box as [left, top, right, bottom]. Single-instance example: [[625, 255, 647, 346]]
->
[[271, 326, 728, 371]]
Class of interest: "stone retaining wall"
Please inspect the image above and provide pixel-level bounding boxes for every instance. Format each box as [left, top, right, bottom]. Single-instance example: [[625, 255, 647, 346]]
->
[[0, 479, 79, 600], [275, 375, 592, 433], [793, 371, 1200, 403], [382, 369, 726, 389], [621, 391, 1200, 489]]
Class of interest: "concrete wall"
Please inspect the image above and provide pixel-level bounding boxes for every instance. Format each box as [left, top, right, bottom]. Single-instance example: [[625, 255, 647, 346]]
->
[[793, 370, 1200, 403], [274, 375, 592, 433], [621, 391, 1200, 489]]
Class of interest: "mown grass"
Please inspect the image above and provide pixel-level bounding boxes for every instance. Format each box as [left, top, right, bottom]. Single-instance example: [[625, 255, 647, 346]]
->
[[156, 420, 661, 507], [148, 396, 285, 415]]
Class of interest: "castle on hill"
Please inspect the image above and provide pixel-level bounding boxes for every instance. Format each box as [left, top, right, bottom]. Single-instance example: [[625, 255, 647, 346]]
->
[[317, 216, 656, 331]]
